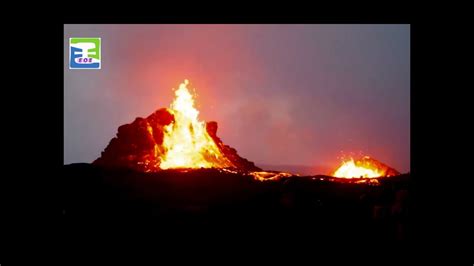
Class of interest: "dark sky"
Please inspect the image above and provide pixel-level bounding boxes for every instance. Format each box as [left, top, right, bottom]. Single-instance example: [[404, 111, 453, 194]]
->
[[64, 24, 410, 173]]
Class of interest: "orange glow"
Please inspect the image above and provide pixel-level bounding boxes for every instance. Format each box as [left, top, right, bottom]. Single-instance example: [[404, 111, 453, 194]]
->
[[250, 171, 294, 182], [332, 156, 394, 178], [159, 79, 234, 169]]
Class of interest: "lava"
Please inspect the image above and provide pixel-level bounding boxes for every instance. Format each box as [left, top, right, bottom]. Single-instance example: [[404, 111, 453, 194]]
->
[[332, 156, 399, 178], [159, 79, 234, 169], [94, 79, 401, 181], [250, 171, 295, 182], [93, 79, 259, 172]]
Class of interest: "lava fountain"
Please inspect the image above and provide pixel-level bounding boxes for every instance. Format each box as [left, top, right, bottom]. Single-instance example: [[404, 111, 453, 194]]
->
[[332, 156, 400, 178], [160, 79, 234, 169], [93, 79, 259, 172]]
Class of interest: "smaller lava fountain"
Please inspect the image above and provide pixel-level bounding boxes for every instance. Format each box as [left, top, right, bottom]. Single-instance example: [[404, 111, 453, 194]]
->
[[332, 156, 399, 178]]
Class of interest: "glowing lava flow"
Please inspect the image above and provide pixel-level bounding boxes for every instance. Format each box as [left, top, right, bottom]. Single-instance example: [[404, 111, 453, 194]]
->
[[159, 79, 234, 169], [250, 171, 295, 182]]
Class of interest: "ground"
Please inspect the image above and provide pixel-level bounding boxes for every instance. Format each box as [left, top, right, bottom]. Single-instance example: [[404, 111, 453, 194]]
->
[[61, 163, 413, 242]]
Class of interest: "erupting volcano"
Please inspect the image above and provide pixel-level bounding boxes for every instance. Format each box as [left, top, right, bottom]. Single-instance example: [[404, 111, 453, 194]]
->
[[93, 79, 259, 172], [332, 156, 400, 178], [69, 79, 411, 241], [94, 79, 400, 182]]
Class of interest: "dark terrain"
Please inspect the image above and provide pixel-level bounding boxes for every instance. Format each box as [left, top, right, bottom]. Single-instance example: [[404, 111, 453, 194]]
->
[[62, 163, 413, 242]]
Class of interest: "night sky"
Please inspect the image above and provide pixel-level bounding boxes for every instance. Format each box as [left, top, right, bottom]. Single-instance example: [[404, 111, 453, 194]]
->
[[64, 24, 410, 173]]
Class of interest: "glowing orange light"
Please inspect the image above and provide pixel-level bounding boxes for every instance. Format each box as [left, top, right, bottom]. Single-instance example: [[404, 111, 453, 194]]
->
[[159, 79, 233, 169], [332, 156, 395, 178]]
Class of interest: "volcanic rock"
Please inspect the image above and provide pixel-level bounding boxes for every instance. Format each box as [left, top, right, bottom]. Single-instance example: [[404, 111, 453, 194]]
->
[[93, 109, 261, 172], [63, 163, 412, 241]]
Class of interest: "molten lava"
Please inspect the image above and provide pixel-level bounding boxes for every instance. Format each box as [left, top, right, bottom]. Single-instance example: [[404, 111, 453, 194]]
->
[[93, 79, 260, 172], [160, 79, 233, 169], [332, 156, 399, 178], [250, 171, 295, 182], [94, 79, 400, 182]]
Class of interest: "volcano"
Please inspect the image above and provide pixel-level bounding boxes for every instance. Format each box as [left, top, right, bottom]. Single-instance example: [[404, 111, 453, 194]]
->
[[93, 80, 260, 172], [66, 79, 411, 242]]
